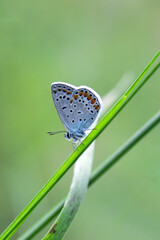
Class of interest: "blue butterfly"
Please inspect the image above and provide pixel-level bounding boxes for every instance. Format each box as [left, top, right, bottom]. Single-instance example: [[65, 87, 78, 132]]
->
[[48, 82, 102, 147]]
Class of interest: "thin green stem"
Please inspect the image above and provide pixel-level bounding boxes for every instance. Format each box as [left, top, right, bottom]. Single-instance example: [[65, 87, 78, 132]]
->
[[89, 111, 160, 185], [18, 111, 160, 240], [43, 128, 97, 239], [17, 200, 65, 240], [1, 51, 159, 240]]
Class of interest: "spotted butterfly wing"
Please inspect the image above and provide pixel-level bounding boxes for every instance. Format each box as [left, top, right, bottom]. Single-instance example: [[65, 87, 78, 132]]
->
[[68, 87, 102, 133], [51, 82, 102, 135], [51, 82, 75, 132]]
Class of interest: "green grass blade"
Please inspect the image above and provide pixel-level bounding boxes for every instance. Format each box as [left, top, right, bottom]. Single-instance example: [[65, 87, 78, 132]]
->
[[0, 51, 159, 240], [89, 111, 160, 185], [17, 200, 65, 240], [18, 111, 160, 240]]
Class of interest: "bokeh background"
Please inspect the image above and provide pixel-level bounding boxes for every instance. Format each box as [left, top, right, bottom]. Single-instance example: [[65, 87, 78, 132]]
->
[[0, 0, 160, 239]]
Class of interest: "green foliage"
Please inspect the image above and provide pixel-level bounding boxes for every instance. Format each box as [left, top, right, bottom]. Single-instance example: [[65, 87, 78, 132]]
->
[[1, 2, 160, 240], [0, 52, 159, 240], [18, 111, 160, 240]]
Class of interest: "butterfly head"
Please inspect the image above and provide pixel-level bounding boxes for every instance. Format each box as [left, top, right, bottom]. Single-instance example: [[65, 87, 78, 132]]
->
[[64, 132, 72, 141], [64, 130, 86, 142]]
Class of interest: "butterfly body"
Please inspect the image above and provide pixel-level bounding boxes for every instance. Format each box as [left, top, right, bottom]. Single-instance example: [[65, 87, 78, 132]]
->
[[64, 129, 85, 142], [50, 82, 102, 145]]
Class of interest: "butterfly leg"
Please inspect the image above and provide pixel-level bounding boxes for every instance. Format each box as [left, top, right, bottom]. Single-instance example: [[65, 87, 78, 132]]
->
[[78, 138, 84, 146], [72, 141, 76, 151], [72, 139, 80, 150]]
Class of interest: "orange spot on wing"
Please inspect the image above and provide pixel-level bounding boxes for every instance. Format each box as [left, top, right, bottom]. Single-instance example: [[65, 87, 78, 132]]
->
[[58, 88, 61, 91], [70, 99, 73, 103], [93, 104, 99, 110], [91, 99, 96, 104], [84, 92, 88, 97], [87, 95, 92, 100], [79, 92, 83, 96], [63, 89, 66, 92], [74, 94, 78, 100], [67, 91, 71, 94], [53, 90, 57, 94]]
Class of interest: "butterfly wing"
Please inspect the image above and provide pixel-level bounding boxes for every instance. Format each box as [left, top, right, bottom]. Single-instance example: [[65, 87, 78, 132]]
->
[[67, 86, 102, 133], [51, 82, 102, 136], [51, 82, 76, 132]]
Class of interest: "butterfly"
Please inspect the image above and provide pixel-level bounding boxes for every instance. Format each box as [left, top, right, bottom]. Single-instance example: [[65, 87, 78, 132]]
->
[[48, 82, 102, 148]]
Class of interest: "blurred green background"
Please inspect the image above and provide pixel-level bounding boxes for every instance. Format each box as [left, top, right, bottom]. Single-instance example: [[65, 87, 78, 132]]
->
[[0, 0, 160, 239]]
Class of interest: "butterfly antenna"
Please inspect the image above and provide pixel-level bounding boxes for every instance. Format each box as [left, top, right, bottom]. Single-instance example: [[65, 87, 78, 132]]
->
[[47, 131, 67, 135]]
